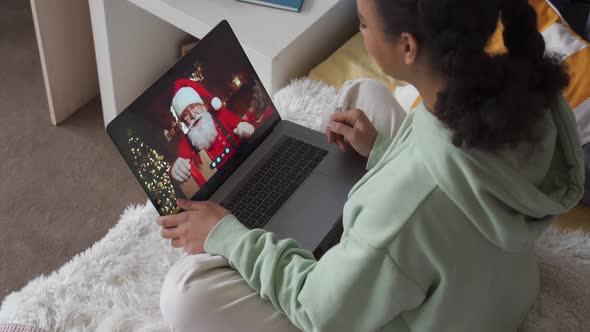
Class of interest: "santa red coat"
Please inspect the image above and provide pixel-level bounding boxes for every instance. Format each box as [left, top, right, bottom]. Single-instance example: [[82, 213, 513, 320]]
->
[[243, 104, 274, 129]]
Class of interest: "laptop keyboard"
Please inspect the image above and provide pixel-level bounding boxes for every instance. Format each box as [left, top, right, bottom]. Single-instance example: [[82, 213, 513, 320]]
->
[[220, 136, 328, 229]]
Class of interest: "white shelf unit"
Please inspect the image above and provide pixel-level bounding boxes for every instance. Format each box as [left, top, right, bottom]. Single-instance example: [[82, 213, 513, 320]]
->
[[89, 0, 358, 127]]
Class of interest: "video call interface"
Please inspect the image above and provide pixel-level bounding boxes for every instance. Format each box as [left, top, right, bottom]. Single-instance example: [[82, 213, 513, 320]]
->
[[109, 23, 279, 215]]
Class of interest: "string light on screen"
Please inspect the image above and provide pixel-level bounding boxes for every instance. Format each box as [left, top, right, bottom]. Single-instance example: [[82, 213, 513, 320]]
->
[[127, 135, 177, 215]]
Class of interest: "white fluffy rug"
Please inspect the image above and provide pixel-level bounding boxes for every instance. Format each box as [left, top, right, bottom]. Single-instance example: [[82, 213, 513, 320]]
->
[[1, 78, 589, 332]]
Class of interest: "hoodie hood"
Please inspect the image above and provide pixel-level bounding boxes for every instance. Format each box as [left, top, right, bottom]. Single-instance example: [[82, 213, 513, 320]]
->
[[412, 95, 585, 252]]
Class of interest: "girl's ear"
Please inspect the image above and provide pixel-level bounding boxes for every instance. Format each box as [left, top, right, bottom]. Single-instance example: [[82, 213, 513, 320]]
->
[[400, 32, 420, 65]]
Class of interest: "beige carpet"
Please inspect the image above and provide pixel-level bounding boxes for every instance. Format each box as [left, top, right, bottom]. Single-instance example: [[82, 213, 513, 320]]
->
[[0, 1, 145, 302]]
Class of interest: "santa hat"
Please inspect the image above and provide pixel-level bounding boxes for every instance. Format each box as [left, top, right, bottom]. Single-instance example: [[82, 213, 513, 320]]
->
[[172, 79, 222, 117]]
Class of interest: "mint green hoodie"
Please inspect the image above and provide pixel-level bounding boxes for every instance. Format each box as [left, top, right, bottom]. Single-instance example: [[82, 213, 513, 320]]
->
[[204, 95, 584, 332]]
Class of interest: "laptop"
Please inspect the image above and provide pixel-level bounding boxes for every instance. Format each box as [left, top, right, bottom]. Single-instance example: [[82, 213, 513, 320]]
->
[[106, 20, 366, 258]]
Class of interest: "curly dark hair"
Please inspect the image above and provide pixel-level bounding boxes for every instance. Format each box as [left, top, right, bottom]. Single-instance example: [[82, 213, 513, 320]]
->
[[375, 0, 570, 151]]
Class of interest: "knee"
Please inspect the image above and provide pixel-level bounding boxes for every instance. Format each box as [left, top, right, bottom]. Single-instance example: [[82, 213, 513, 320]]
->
[[340, 78, 391, 95], [336, 78, 396, 114], [160, 255, 204, 329], [159, 254, 227, 330]]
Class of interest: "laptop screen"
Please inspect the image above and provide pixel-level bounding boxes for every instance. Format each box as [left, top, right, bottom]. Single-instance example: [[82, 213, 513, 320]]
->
[[107, 21, 281, 215]]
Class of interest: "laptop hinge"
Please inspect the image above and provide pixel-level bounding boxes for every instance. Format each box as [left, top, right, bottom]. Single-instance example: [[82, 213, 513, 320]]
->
[[313, 217, 343, 260]]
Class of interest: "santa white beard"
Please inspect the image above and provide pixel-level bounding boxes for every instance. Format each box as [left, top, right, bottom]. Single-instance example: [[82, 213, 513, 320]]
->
[[187, 111, 218, 151]]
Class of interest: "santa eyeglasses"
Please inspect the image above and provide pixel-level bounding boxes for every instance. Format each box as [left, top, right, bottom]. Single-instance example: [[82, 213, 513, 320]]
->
[[182, 103, 208, 128]]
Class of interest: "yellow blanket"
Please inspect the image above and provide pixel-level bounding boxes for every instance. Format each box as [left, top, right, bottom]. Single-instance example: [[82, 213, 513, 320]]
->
[[308, 33, 404, 92]]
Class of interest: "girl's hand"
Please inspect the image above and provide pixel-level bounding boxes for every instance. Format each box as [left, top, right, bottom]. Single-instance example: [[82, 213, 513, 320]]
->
[[157, 198, 232, 255], [327, 108, 379, 158]]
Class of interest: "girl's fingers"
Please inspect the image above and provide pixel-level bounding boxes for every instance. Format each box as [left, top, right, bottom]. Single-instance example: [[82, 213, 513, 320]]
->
[[157, 213, 185, 228], [327, 125, 348, 152], [327, 127, 335, 144], [334, 133, 347, 152], [330, 110, 356, 126], [161, 226, 180, 239], [177, 198, 208, 211], [171, 238, 184, 248], [328, 121, 355, 142]]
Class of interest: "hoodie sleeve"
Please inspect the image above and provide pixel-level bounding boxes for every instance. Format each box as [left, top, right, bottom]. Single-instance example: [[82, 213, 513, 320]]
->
[[367, 132, 394, 171], [204, 215, 425, 332]]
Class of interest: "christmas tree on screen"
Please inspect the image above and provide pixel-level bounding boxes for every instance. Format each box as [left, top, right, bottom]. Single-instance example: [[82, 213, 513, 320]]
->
[[127, 133, 178, 215]]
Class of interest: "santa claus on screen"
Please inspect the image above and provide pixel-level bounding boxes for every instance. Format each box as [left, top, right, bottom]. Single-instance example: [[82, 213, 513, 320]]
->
[[169, 79, 255, 187]]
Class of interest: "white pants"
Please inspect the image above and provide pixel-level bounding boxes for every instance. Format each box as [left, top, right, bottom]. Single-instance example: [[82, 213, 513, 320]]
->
[[159, 79, 407, 332]]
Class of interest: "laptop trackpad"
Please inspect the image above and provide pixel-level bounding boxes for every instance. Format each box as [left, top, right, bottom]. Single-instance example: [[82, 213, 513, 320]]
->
[[265, 172, 349, 251]]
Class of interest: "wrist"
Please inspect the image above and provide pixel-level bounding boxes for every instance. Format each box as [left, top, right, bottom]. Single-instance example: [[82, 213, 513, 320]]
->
[[366, 132, 393, 171], [362, 131, 379, 158], [369, 132, 378, 153]]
